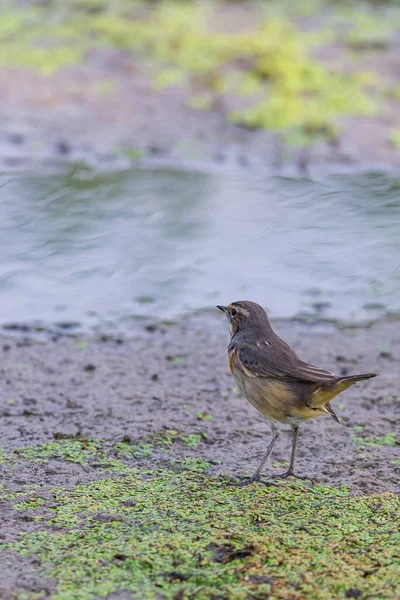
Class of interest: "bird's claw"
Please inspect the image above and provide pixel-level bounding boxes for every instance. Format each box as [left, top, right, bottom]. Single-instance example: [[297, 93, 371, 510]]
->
[[270, 470, 313, 482]]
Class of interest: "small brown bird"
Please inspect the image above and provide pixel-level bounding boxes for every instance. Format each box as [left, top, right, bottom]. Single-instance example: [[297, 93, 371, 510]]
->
[[217, 301, 377, 483]]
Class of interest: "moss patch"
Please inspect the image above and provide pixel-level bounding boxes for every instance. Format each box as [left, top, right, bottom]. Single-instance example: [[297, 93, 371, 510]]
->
[[1, 439, 399, 600]]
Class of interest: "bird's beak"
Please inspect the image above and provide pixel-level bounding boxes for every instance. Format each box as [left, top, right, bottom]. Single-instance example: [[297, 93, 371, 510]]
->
[[217, 305, 229, 314]]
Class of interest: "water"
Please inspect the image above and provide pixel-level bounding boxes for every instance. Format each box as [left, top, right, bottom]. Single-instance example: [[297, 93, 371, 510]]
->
[[1, 166, 399, 328]]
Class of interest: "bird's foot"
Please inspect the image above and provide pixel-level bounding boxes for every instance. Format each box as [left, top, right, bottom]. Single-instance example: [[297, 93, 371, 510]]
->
[[270, 469, 312, 482]]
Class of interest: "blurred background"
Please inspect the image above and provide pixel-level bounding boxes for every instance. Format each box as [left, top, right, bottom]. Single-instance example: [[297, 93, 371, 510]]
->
[[0, 0, 399, 330]]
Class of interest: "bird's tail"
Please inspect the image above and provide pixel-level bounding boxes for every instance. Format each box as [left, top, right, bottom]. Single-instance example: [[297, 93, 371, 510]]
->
[[309, 372, 377, 418], [338, 372, 377, 384]]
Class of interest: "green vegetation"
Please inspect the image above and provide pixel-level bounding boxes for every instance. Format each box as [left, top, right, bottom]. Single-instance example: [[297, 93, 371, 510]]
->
[[181, 432, 207, 446], [10, 433, 210, 467], [13, 438, 132, 470], [352, 432, 399, 447], [390, 129, 400, 148], [195, 411, 213, 420], [2, 0, 399, 145], [336, 7, 398, 47], [1, 437, 399, 599], [4, 473, 400, 599], [117, 145, 146, 162], [353, 425, 364, 432], [167, 356, 185, 365]]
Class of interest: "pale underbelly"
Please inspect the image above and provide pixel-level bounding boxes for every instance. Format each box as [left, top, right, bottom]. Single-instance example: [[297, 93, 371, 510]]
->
[[233, 370, 324, 425]]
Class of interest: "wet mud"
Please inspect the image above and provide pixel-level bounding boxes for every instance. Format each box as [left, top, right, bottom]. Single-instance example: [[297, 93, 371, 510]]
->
[[1, 315, 398, 490]]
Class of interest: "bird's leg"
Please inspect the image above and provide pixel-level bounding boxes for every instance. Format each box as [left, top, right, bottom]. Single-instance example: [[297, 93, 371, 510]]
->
[[270, 425, 310, 480], [271, 425, 299, 479], [228, 422, 280, 486]]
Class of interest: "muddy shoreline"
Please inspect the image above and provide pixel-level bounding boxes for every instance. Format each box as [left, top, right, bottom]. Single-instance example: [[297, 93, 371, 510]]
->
[[1, 0, 400, 177], [1, 31, 400, 177], [1, 314, 398, 493], [2, 82, 400, 178]]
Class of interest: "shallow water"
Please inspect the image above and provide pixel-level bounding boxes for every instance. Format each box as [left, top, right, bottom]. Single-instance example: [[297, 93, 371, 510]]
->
[[1, 165, 399, 328]]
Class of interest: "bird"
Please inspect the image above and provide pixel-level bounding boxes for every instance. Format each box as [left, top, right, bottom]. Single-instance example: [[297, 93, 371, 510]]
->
[[217, 301, 377, 484]]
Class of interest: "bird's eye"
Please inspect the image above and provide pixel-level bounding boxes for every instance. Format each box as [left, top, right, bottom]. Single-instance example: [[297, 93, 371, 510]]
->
[[231, 308, 237, 317]]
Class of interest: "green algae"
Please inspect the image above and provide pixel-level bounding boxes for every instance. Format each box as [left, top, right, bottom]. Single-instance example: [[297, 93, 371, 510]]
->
[[5, 467, 400, 600], [13, 496, 46, 510], [390, 129, 400, 148], [1, 437, 399, 599], [11, 438, 138, 473], [11, 431, 209, 468], [13, 439, 105, 463], [352, 432, 399, 447]]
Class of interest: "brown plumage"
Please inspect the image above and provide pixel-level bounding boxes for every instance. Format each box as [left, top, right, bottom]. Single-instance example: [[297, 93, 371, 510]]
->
[[217, 300, 377, 483]]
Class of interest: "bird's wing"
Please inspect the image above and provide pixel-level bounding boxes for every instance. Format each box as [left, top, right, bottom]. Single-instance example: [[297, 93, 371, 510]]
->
[[236, 340, 335, 384]]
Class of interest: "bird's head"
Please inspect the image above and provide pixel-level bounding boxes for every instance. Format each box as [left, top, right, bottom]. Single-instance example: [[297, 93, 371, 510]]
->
[[217, 301, 271, 338]]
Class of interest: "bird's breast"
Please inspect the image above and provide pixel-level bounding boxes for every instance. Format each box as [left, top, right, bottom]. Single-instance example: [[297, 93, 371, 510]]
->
[[228, 346, 237, 375]]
